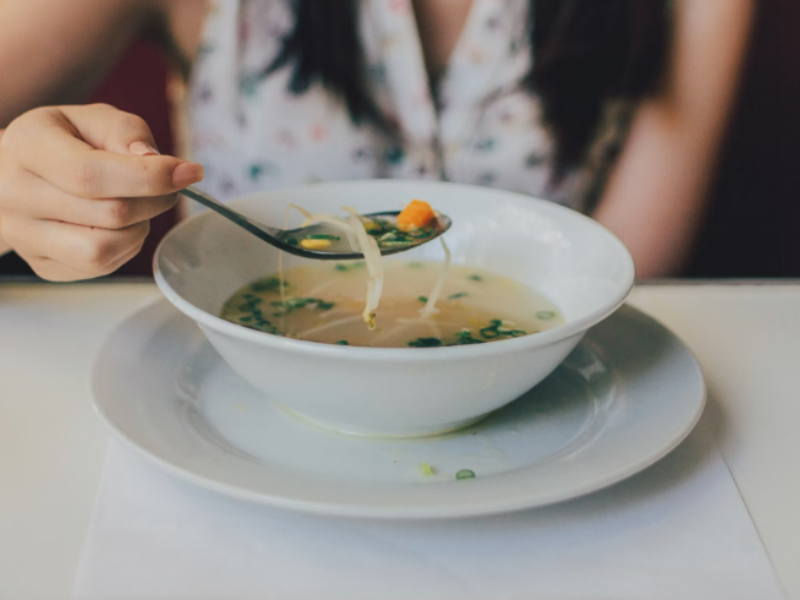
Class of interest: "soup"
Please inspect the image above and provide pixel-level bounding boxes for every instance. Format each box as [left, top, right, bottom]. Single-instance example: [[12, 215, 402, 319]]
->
[[221, 261, 563, 348]]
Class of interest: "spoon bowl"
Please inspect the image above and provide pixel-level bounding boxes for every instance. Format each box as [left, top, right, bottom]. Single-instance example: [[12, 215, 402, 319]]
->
[[181, 186, 452, 260]]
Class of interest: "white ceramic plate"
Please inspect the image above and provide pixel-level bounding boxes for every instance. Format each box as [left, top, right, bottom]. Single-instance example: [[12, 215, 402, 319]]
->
[[93, 301, 705, 519]]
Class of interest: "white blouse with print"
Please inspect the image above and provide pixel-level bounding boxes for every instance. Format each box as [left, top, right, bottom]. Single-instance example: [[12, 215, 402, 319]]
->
[[189, 0, 623, 210]]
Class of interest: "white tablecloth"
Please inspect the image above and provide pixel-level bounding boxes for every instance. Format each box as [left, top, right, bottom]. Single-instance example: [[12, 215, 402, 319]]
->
[[73, 420, 785, 600]]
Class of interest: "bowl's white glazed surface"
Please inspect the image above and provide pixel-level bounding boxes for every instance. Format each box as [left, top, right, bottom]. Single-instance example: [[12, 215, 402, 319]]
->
[[154, 180, 634, 436]]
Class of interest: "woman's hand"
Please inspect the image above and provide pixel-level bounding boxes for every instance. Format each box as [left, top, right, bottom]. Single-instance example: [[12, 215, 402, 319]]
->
[[0, 103, 203, 281]]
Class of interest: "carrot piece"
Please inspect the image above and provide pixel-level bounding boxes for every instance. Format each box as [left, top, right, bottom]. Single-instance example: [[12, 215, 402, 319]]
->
[[397, 199, 436, 231]]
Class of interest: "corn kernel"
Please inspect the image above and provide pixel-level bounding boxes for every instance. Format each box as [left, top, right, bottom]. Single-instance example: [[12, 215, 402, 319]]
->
[[300, 238, 332, 250]]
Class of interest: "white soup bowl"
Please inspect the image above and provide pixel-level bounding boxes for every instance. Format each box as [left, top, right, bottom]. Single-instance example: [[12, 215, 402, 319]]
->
[[154, 180, 634, 437]]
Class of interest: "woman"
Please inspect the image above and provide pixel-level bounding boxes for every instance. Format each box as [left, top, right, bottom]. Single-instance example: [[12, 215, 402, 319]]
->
[[0, 0, 752, 280]]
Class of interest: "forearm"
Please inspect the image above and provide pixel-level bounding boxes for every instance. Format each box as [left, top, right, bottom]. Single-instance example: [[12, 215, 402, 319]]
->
[[593, 0, 754, 279], [0, 128, 9, 256], [0, 0, 155, 127], [593, 106, 719, 279]]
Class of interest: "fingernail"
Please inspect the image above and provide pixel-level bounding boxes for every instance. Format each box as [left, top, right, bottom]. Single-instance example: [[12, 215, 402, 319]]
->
[[129, 141, 161, 156], [172, 162, 204, 187]]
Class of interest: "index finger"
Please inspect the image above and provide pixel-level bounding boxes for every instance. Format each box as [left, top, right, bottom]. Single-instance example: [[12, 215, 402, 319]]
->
[[11, 107, 203, 198]]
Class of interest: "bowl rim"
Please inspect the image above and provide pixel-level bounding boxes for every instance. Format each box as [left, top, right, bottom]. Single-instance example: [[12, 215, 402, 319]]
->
[[154, 179, 635, 362]]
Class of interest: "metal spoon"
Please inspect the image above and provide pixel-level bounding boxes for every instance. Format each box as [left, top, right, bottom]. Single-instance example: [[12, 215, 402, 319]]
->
[[180, 186, 452, 260]]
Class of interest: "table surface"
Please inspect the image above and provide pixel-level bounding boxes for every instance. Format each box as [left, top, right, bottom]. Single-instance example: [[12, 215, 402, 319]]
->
[[1, 281, 799, 600]]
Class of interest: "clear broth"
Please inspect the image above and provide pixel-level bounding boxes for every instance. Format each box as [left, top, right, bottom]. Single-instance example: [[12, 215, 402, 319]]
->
[[221, 261, 563, 348]]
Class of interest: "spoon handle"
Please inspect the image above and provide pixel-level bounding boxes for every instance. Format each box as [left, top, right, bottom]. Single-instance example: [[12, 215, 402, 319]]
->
[[180, 186, 282, 240]]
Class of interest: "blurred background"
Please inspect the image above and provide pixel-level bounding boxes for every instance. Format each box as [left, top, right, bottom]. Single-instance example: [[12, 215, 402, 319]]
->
[[1, 0, 798, 279]]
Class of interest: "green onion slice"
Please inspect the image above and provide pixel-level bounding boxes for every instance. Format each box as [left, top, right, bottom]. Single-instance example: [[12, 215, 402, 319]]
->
[[408, 337, 443, 348]]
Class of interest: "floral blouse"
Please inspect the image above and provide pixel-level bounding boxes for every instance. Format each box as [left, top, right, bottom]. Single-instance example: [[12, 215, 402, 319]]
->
[[189, 0, 626, 211]]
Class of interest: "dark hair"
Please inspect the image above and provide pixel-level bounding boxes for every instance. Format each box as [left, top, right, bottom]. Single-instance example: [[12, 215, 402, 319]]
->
[[265, 0, 671, 173]]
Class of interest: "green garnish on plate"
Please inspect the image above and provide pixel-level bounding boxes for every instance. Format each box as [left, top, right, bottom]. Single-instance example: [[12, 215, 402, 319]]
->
[[418, 463, 434, 477]]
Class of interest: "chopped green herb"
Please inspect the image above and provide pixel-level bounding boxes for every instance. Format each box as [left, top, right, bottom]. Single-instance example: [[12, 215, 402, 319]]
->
[[371, 225, 419, 249], [408, 337, 443, 348], [271, 297, 335, 314], [286, 298, 308, 309], [307, 234, 340, 241], [379, 240, 415, 248], [452, 330, 485, 345], [238, 316, 253, 323], [286, 238, 299, 246], [478, 318, 526, 340], [334, 261, 366, 272], [537, 310, 556, 320], [418, 296, 428, 303], [335, 340, 349, 345], [418, 463, 434, 477], [252, 277, 287, 292], [479, 326, 500, 339], [448, 292, 468, 300], [468, 274, 483, 282], [410, 227, 433, 239], [456, 469, 476, 480], [240, 318, 279, 335], [362, 217, 403, 240]]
